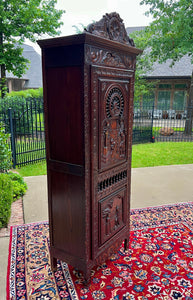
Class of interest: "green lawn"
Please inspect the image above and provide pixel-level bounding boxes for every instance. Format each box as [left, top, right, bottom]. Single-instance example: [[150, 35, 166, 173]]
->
[[132, 142, 193, 168], [16, 161, 47, 177], [16, 142, 193, 176]]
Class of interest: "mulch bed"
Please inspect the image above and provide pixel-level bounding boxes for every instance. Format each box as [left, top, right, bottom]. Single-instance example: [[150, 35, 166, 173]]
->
[[157, 131, 193, 141], [0, 198, 24, 237]]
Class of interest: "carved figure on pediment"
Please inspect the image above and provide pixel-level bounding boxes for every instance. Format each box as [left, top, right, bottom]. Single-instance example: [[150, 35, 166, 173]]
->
[[85, 12, 134, 46]]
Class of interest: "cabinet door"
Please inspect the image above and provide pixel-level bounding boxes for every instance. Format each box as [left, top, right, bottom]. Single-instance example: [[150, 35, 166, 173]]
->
[[99, 187, 127, 245], [90, 65, 132, 259]]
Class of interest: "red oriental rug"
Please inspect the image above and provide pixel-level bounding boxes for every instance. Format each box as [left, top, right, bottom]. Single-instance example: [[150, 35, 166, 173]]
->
[[7, 202, 193, 299]]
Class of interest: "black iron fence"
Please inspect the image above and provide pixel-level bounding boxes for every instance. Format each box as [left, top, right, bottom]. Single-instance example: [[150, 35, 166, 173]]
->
[[132, 106, 153, 144], [132, 103, 193, 143], [0, 98, 45, 168], [0, 98, 192, 168]]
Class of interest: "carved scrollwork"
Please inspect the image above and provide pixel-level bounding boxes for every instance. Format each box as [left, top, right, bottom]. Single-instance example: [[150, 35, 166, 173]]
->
[[85, 45, 135, 69], [85, 12, 135, 47]]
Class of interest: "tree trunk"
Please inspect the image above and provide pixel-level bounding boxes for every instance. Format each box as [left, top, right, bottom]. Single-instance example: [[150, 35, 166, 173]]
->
[[0, 63, 6, 98], [0, 31, 7, 98], [184, 71, 193, 135]]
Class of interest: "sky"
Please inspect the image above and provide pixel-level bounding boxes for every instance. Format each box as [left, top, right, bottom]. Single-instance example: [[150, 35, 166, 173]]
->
[[32, 0, 153, 52], [56, 0, 153, 36]]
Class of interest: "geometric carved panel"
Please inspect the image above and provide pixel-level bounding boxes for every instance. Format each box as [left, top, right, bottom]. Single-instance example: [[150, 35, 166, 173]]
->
[[99, 188, 126, 245]]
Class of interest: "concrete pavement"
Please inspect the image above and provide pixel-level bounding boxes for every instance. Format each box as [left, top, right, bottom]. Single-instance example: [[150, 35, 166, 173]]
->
[[1, 164, 193, 299], [131, 164, 193, 208]]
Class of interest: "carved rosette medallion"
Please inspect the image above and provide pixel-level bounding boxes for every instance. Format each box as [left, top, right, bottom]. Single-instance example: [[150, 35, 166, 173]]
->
[[106, 87, 124, 118], [108, 16, 121, 41]]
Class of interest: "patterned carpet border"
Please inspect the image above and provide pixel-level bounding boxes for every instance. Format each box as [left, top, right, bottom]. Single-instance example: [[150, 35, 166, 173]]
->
[[130, 201, 193, 230], [7, 202, 193, 300]]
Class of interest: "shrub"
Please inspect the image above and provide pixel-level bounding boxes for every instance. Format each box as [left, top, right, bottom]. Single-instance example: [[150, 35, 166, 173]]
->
[[0, 92, 44, 136], [0, 88, 43, 116], [0, 124, 12, 172], [7, 172, 27, 200], [0, 173, 13, 228], [8, 88, 43, 99]]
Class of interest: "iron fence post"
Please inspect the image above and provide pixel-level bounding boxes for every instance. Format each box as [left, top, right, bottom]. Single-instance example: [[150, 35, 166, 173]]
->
[[151, 103, 154, 142], [8, 108, 16, 168]]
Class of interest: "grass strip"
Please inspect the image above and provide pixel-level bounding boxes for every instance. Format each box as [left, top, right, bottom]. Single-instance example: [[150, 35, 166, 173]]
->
[[132, 142, 193, 168], [16, 142, 193, 176]]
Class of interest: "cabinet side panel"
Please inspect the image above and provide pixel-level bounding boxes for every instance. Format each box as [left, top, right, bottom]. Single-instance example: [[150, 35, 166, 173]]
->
[[50, 171, 85, 258], [46, 66, 84, 165]]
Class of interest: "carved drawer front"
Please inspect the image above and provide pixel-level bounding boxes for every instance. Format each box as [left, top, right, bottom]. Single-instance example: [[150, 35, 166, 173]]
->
[[99, 188, 126, 246]]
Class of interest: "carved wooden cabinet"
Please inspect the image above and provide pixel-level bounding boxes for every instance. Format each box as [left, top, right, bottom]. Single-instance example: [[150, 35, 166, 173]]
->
[[38, 13, 142, 280]]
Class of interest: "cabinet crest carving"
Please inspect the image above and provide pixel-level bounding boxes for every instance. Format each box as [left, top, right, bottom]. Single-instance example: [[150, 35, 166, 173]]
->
[[85, 12, 134, 47], [85, 45, 135, 69]]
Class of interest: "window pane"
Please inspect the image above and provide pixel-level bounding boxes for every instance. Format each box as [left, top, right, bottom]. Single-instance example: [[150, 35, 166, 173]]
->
[[157, 91, 170, 109], [174, 84, 187, 89], [159, 84, 171, 89], [173, 91, 186, 110], [142, 92, 155, 108]]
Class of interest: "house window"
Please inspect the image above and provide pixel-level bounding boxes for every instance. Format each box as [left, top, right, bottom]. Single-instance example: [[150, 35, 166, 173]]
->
[[157, 91, 171, 110], [142, 92, 155, 108], [173, 90, 186, 110], [159, 84, 171, 89], [174, 84, 187, 89], [141, 81, 189, 110]]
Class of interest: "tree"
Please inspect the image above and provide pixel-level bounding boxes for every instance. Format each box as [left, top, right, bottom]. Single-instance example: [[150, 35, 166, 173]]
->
[[140, 0, 193, 134], [129, 28, 157, 103], [0, 0, 64, 97]]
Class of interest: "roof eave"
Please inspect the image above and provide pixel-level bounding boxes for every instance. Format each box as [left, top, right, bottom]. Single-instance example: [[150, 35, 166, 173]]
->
[[143, 75, 192, 80]]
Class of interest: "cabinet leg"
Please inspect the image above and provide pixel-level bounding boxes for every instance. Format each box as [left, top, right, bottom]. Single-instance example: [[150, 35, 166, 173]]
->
[[124, 238, 128, 251], [83, 277, 91, 286], [50, 256, 57, 272], [82, 269, 91, 286]]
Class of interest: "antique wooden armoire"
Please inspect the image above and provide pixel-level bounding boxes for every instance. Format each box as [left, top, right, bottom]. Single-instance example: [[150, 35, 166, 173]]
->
[[38, 13, 142, 280]]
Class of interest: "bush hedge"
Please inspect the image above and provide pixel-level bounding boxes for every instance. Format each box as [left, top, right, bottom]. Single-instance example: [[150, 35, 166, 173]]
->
[[0, 88, 44, 136], [0, 88, 43, 103], [0, 173, 13, 228], [0, 124, 12, 172], [0, 88, 43, 114], [0, 172, 27, 229], [7, 172, 27, 200]]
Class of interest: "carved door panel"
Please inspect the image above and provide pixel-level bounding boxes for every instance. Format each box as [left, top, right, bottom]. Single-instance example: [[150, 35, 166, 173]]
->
[[91, 65, 131, 259], [99, 187, 126, 245], [99, 81, 128, 171]]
